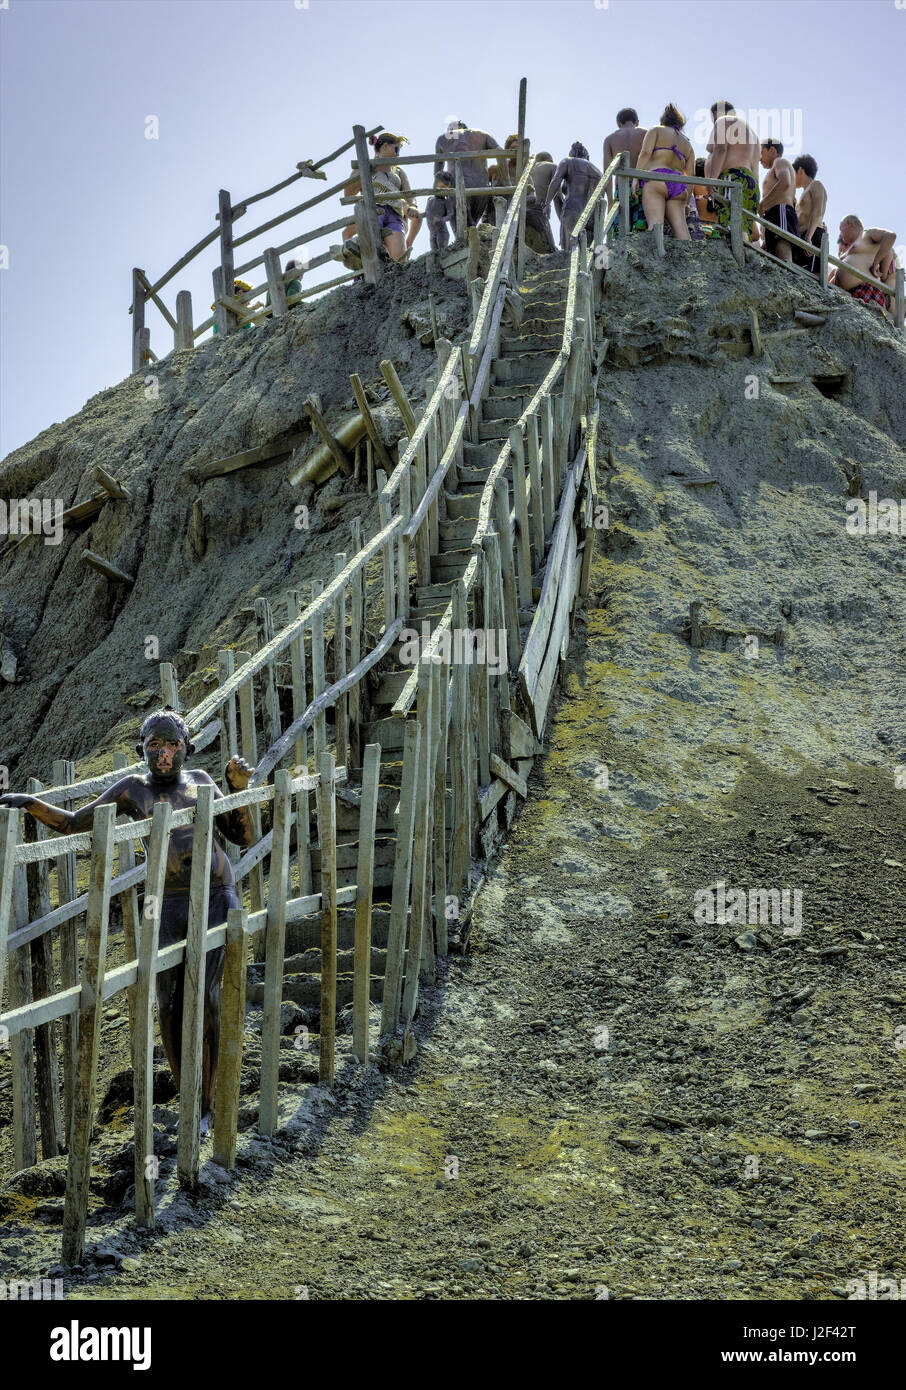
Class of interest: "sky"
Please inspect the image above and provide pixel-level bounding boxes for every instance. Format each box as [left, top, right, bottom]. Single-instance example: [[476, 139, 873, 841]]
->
[[1, 0, 904, 459]]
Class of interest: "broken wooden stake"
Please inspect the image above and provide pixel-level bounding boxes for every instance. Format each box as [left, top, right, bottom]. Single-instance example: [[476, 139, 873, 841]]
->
[[349, 372, 394, 472], [749, 308, 763, 357], [91, 466, 129, 500], [490, 753, 528, 800], [305, 395, 353, 477], [194, 429, 309, 481], [379, 359, 418, 436], [62, 493, 108, 527], [689, 601, 703, 649], [82, 551, 135, 585]]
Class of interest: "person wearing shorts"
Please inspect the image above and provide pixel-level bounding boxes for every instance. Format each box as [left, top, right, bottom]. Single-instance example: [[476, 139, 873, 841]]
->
[[370, 131, 419, 262]]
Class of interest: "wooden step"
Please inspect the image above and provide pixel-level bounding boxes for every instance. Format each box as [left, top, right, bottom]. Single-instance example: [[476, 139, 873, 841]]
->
[[287, 906, 393, 953], [444, 489, 482, 520], [361, 716, 408, 751], [483, 394, 529, 420], [493, 355, 555, 384], [439, 515, 480, 545], [431, 549, 471, 584], [463, 440, 501, 467], [479, 418, 519, 441], [501, 333, 562, 353], [370, 669, 412, 705]]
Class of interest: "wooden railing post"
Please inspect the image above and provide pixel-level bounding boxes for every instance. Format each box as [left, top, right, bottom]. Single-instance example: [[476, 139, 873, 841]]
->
[[450, 581, 473, 898], [377, 469, 396, 627], [401, 661, 434, 1025], [255, 598, 282, 750], [263, 247, 288, 317], [493, 474, 523, 666], [896, 266, 905, 331], [819, 232, 829, 289], [216, 189, 237, 335], [431, 655, 450, 963], [617, 151, 631, 241], [259, 770, 292, 1135], [397, 467, 411, 622], [25, 778, 63, 1161], [527, 409, 547, 555], [286, 590, 313, 895], [352, 124, 383, 285], [134, 799, 172, 1228], [508, 426, 533, 605], [177, 783, 215, 1189], [131, 268, 147, 373], [333, 552, 349, 771], [212, 906, 248, 1171], [8, 850, 36, 1173], [729, 181, 744, 267], [175, 290, 194, 349], [319, 751, 339, 1083], [236, 651, 265, 927], [454, 161, 468, 243], [51, 758, 78, 1144], [112, 754, 140, 1041], [62, 803, 116, 1266], [381, 720, 421, 1038], [352, 743, 381, 1063], [515, 76, 528, 280]]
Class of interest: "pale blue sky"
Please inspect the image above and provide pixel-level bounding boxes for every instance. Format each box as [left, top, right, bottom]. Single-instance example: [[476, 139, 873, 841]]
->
[[1, 0, 903, 458]]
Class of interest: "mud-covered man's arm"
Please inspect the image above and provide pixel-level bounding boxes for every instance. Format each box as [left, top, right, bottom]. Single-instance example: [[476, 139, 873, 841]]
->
[[208, 757, 257, 847], [0, 776, 140, 833]]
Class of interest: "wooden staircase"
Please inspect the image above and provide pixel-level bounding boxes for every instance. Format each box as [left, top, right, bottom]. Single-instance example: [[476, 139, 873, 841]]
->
[[254, 258, 572, 1037]]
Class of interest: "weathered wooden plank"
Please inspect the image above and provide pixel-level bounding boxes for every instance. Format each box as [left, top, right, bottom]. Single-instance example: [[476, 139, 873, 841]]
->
[[352, 743, 381, 1063], [431, 655, 450, 961], [61, 804, 116, 1265], [380, 719, 421, 1036], [450, 582, 472, 899], [333, 552, 349, 771], [177, 783, 215, 1188], [82, 550, 134, 586], [51, 758, 79, 1145], [212, 907, 248, 1170], [509, 425, 533, 605], [255, 598, 282, 750], [8, 854, 36, 1172], [401, 662, 434, 1024], [350, 373, 394, 473], [490, 752, 527, 799], [493, 474, 523, 666], [24, 780, 62, 1160], [352, 124, 383, 286], [236, 651, 265, 922], [133, 799, 171, 1229], [305, 395, 353, 477], [285, 591, 312, 897], [259, 771, 293, 1135], [195, 430, 310, 481], [380, 359, 418, 436], [319, 752, 338, 1083]]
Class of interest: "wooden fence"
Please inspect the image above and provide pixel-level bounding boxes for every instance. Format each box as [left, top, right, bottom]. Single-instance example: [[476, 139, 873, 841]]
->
[[129, 81, 533, 371]]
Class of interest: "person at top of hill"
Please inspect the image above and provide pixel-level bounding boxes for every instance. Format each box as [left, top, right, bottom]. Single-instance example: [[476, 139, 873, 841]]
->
[[265, 258, 304, 309], [837, 214, 861, 258], [792, 155, 827, 274], [494, 135, 556, 252], [368, 131, 420, 263], [632, 104, 695, 242], [603, 108, 648, 208], [211, 279, 262, 334], [759, 140, 799, 264], [830, 217, 897, 311], [0, 709, 256, 1135], [705, 100, 760, 244], [544, 142, 603, 250], [434, 118, 503, 227], [426, 170, 456, 251]]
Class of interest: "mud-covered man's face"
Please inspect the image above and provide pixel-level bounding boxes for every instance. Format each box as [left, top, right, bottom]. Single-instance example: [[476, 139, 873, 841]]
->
[[143, 717, 187, 780]]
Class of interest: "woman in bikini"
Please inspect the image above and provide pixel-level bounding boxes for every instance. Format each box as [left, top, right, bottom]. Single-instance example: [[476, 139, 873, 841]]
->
[[369, 131, 421, 263], [632, 104, 695, 241]]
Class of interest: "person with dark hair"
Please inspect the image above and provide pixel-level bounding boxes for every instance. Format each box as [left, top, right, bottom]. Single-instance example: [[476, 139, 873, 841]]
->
[[0, 709, 256, 1134], [369, 132, 420, 262], [632, 104, 695, 242], [705, 100, 760, 243], [434, 118, 502, 227], [603, 106, 648, 213], [265, 257, 304, 310], [426, 170, 456, 250], [544, 142, 603, 249], [759, 139, 799, 263], [792, 155, 828, 273], [692, 156, 720, 237]]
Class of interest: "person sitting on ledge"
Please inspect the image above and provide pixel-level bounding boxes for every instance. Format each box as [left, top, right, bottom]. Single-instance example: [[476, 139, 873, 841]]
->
[[0, 709, 256, 1136], [830, 217, 897, 312], [632, 104, 695, 242]]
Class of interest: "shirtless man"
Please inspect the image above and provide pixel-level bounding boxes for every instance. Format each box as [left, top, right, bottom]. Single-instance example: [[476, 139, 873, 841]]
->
[[758, 140, 799, 264], [603, 108, 648, 205], [434, 119, 503, 227], [497, 135, 556, 252], [831, 218, 897, 312], [705, 100, 760, 243], [837, 214, 861, 259], [792, 155, 827, 273], [1, 709, 255, 1133], [544, 142, 603, 250]]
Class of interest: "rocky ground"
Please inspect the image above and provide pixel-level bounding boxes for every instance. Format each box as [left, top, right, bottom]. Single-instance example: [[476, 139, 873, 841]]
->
[[2, 236, 905, 1300]]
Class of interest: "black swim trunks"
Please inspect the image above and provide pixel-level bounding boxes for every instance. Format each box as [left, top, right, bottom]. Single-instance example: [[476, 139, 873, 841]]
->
[[763, 202, 800, 257]]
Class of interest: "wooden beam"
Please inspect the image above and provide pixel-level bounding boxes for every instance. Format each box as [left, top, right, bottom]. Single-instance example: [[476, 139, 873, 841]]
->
[[91, 465, 129, 500], [490, 752, 527, 799], [62, 492, 108, 527], [380, 359, 418, 435], [194, 429, 309, 481], [352, 124, 383, 285], [82, 551, 134, 585], [350, 372, 394, 471], [305, 396, 353, 476]]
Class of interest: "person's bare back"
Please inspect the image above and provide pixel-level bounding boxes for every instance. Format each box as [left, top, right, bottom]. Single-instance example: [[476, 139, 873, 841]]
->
[[706, 109, 760, 179], [603, 110, 647, 202]]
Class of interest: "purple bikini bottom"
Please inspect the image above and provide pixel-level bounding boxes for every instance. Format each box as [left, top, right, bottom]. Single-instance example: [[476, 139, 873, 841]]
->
[[642, 168, 687, 201]]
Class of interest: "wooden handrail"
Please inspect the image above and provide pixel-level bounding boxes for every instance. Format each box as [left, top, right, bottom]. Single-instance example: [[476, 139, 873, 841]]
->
[[571, 152, 622, 242]]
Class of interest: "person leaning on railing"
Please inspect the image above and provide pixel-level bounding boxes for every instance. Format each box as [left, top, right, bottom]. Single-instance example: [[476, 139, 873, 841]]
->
[[211, 278, 263, 334], [632, 104, 695, 241], [369, 131, 421, 263], [830, 218, 898, 313]]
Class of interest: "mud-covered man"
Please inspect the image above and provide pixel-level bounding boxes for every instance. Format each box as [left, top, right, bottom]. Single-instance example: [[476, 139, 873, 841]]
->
[[544, 143, 603, 250], [434, 118, 503, 227], [1, 709, 255, 1134]]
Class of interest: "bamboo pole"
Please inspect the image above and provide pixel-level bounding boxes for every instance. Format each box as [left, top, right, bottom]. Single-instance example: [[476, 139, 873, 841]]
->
[[61, 804, 116, 1265], [134, 800, 172, 1229], [176, 783, 215, 1188], [352, 743, 381, 1063], [319, 751, 338, 1084], [259, 770, 292, 1136]]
